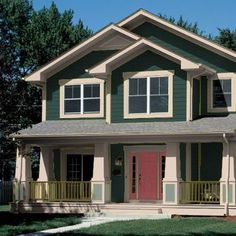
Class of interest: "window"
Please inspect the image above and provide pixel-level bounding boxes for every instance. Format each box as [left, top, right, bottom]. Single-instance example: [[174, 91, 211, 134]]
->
[[67, 154, 94, 181], [213, 79, 231, 108], [124, 71, 173, 118], [208, 73, 236, 112], [59, 78, 104, 118]]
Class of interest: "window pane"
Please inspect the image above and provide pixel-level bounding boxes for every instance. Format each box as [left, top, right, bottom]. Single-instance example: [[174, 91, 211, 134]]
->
[[223, 80, 231, 93], [129, 79, 138, 95], [93, 84, 100, 97], [213, 80, 223, 93], [83, 155, 94, 181], [65, 100, 80, 113], [129, 96, 147, 113], [160, 77, 168, 94], [84, 84, 92, 98], [150, 77, 159, 95], [138, 78, 147, 95], [73, 85, 80, 98], [65, 86, 73, 98], [224, 94, 232, 107], [150, 95, 168, 112], [213, 94, 227, 108], [84, 99, 100, 113]]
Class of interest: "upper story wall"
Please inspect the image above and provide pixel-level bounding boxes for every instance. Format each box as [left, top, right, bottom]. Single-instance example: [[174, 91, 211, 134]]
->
[[132, 22, 236, 72], [111, 50, 187, 123], [46, 50, 116, 120]]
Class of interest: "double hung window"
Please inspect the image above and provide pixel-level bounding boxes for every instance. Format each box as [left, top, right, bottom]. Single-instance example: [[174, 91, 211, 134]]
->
[[124, 71, 173, 118], [60, 78, 104, 118]]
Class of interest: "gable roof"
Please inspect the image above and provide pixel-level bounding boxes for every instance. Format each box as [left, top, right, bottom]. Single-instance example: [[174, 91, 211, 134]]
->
[[88, 38, 216, 77], [25, 24, 139, 85], [118, 9, 236, 63]]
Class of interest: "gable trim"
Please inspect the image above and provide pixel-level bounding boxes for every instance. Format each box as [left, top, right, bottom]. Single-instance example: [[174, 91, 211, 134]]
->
[[88, 38, 201, 76], [25, 24, 140, 84], [118, 9, 236, 62]]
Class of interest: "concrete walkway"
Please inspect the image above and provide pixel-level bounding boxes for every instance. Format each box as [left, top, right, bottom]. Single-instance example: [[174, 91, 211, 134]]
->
[[19, 214, 171, 236]]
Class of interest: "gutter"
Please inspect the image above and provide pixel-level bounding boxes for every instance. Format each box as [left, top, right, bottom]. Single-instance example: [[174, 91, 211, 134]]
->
[[223, 133, 230, 216]]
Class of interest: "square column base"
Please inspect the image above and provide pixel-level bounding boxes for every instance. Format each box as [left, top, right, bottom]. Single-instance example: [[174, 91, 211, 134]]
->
[[220, 181, 236, 206], [91, 179, 111, 204], [163, 180, 181, 205]]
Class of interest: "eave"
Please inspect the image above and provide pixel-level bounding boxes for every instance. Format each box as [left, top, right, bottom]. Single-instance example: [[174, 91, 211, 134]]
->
[[24, 24, 140, 86], [118, 9, 236, 63]]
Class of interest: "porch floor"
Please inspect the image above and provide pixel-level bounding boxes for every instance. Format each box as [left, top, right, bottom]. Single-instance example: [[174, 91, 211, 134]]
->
[[11, 202, 230, 216]]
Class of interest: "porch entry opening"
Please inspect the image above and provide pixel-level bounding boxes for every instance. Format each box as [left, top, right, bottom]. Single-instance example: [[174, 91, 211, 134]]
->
[[129, 151, 166, 201], [66, 154, 94, 181]]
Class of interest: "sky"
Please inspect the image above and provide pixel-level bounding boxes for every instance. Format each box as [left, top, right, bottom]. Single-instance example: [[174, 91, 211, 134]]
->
[[32, 0, 236, 36]]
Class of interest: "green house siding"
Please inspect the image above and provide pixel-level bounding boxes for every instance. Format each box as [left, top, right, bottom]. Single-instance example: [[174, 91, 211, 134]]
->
[[132, 22, 236, 72], [111, 50, 187, 123], [46, 50, 117, 120], [111, 144, 125, 203]]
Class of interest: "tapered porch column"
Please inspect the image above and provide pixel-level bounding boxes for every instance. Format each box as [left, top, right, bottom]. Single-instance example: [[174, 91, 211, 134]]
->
[[220, 141, 236, 206], [163, 142, 182, 204], [38, 146, 54, 181], [14, 144, 32, 202], [91, 143, 111, 203]]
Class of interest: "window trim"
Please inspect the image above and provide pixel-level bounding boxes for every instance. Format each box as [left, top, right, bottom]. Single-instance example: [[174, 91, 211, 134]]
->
[[123, 70, 174, 119], [59, 78, 104, 118], [207, 73, 236, 113]]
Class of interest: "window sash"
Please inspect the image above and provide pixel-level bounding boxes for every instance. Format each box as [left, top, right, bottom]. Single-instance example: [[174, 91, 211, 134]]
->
[[128, 76, 169, 114]]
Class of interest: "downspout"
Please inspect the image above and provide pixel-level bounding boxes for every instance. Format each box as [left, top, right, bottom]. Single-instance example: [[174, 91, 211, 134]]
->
[[223, 133, 230, 216]]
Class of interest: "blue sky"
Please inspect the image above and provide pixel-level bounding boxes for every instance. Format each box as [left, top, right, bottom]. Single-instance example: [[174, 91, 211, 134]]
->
[[33, 0, 236, 36]]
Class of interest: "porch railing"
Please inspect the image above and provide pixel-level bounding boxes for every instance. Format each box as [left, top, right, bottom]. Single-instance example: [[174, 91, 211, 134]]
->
[[29, 181, 91, 202], [180, 181, 220, 204]]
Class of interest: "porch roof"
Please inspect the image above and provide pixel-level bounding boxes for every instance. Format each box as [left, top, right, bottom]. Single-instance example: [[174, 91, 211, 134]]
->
[[13, 114, 236, 139]]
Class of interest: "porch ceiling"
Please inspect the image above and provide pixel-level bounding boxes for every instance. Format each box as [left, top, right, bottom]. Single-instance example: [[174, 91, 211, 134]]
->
[[12, 114, 236, 139]]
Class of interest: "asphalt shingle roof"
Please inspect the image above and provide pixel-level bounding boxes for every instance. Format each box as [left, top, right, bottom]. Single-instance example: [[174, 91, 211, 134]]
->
[[13, 114, 236, 138]]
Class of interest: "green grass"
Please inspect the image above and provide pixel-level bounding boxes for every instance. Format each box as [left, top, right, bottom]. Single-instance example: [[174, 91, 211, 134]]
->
[[60, 218, 236, 236], [0, 213, 81, 236], [0, 205, 10, 212]]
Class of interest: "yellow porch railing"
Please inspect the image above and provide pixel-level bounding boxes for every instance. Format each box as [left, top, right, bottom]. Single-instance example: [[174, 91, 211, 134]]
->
[[180, 181, 220, 204], [29, 181, 91, 202]]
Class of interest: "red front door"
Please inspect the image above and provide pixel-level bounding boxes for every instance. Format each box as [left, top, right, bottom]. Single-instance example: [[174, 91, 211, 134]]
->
[[129, 151, 165, 201]]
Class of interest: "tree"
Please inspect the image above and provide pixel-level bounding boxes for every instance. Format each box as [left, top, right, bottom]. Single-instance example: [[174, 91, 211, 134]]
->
[[216, 28, 236, 51], [0, 0, 92, 180]]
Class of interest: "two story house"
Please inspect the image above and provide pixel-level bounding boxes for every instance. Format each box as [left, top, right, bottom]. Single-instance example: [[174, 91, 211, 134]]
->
[[12, 9, 236, 216]]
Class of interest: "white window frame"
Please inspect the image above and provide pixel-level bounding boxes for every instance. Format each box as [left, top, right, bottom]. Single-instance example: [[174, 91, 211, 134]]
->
[[123, 70, 174, 119], [59, 78, 104, 118], [207, 73, 236, 113]]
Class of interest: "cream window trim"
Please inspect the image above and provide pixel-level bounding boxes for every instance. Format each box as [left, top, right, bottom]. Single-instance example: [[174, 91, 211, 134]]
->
[[207, 73, 236, 113], [123, 70, 174, 119], [59, 78, 105, 118]]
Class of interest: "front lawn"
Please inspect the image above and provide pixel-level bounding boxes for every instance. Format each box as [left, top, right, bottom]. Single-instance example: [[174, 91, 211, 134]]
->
[[0, 211, 81, 236], [61, 217, 236, 235]]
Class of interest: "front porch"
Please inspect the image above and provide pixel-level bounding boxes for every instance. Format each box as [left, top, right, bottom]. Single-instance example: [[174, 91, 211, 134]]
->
[[12, 138, 236, 216]]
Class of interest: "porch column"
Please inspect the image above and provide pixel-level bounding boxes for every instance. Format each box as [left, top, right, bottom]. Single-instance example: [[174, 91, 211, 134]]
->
[[91, 143, 111, 203], [185, 143, 192, 181], [14, 144, 32, 202], [163, 142, 182, 205], [38, 146, 54, 181], [220, 141, 236, 206]]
